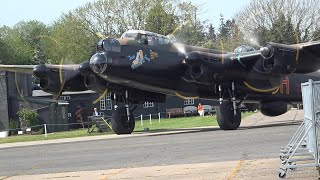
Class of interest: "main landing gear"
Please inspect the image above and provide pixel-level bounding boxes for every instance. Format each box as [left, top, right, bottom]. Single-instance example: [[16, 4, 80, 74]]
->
[[111, 90, 135, 135], [216, 82, 242, 130]]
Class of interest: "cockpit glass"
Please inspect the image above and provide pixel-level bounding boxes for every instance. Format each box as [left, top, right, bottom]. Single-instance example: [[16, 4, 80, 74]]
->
[[102, 38, 121, 52], [157, 37, 164, 45], [121, 31, 171, 45]]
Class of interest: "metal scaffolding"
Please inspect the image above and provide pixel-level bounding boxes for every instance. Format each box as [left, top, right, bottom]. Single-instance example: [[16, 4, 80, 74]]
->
[[279, 79, 320, 178]]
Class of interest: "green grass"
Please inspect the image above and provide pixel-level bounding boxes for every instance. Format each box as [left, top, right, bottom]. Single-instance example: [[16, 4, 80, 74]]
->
[[134, 112, 253, 132], [134, 116, 217, 132], [0, 128, 112, 144], [0, 112, 254, 144]]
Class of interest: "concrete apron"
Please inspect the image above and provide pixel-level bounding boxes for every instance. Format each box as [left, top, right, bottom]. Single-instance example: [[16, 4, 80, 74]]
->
[[1, 158, 318, 180]]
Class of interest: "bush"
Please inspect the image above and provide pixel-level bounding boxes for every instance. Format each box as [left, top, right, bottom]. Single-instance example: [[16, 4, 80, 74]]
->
[[9, 119, 20, 135], [17, 108, 38, 128]]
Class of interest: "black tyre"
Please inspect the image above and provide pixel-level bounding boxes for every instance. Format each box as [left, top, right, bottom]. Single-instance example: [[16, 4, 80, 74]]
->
[[111, 107, 135, 135], [217, 102, 241, 130]]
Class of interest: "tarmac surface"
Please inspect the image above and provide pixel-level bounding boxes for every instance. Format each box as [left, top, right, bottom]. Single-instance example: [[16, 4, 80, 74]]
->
[[0, 109, 319, 179]]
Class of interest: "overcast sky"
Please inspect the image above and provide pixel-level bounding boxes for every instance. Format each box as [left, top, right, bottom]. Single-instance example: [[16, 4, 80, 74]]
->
[[0, 0, 251, 28]]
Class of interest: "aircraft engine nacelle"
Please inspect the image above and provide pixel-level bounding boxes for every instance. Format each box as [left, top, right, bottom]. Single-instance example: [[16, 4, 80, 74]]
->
[[259, 101, 292, 117], [185, 51, 208, 82], [84, 74, 108, 94], [260, 43, 297, 74], [33, 65, 87, 95], [79, 61, 108, 94]]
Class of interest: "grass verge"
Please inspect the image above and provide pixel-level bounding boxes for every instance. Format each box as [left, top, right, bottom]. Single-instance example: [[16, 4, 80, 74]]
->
[[0, 112, 254, 144]]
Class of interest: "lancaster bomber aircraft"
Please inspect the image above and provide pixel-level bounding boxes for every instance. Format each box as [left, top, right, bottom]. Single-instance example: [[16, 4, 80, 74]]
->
[[1, 29, 320, 134]]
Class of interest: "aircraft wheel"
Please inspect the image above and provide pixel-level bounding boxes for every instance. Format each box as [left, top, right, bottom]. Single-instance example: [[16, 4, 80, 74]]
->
[[217, 101, 241, 130], [111, 107, 135, 135]]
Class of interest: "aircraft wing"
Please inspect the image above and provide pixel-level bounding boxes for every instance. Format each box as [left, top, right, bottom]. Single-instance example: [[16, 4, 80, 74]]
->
[[0, 65, 36, 74], [185, 41, 320, 75], [0, 64, 88, 95], [0, 64, 79, 74]]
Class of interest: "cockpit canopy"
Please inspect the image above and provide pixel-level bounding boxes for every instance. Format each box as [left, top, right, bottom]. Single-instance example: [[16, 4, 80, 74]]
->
[[121, 30, 174, 46], [234, 45, 256, 53]]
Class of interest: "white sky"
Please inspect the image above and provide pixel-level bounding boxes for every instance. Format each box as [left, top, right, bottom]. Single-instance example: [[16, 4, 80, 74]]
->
[[0, 0, 251, 28]]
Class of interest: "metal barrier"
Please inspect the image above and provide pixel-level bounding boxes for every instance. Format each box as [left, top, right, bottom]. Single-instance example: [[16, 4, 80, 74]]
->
[[279, 79, 320, 178]]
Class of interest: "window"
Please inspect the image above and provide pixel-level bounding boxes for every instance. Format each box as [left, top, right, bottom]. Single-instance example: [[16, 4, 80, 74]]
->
[[106, 93, 112, 110], [157, 37, 164, 45], [184, 98, 194, 105], [100, 95, 106, 110], [60, 96, 70, 101], [143, 101, 154, 108], [68, 113, 72, 117], [99, 112, 104, 116]]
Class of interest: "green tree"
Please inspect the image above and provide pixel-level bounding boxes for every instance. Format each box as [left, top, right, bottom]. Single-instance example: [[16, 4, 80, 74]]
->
[[0, 37, 14, 64], [202, 24, 217, 49], [46, 14, 98, 64], [252, 26, 270, 46], [0, 21, 49, 65], [17, 108, 38, 128], [313, 28, 320, 41], [269, 13, 296, 44], [145, 1, 177, 35], [215, 15, 245, 51], [173, 1, 206, 46]]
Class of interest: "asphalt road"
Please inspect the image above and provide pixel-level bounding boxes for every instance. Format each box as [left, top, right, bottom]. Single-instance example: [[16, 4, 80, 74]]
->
[[0, 123, 298, 177]]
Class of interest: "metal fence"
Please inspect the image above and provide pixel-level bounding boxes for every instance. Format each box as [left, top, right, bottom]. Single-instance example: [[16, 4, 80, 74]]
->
[[279, 79, 320, 178], [0, 111, 187, 138]]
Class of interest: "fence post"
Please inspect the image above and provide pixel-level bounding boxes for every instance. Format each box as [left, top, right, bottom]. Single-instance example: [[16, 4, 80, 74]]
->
[[158, 112, 161, 123], [140, 114, 143, 126], [44, 124, 47, 138], [149, 114, 152, 124], [169, 112, 171, 118]]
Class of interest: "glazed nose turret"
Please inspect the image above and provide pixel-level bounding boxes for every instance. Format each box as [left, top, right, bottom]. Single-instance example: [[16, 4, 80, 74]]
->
[[89, 52, 108, 74]]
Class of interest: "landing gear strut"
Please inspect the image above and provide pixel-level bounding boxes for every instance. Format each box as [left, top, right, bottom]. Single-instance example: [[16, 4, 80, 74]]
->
[[216, 82, 242, 130], [111, 90, 135, 135]]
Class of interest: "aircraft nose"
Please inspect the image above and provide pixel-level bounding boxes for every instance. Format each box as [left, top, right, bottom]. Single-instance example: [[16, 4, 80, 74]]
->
[[33, 64, 47, 78], [89, 52, 108, 74]]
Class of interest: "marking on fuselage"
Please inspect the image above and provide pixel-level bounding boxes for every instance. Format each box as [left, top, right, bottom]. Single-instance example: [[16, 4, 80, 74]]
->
[[174, 92, 199, 99], [272, 86, 280, 94], [128, 50, 157, 69], [279, 77, 290, 94], [243, 81, 279, 93]]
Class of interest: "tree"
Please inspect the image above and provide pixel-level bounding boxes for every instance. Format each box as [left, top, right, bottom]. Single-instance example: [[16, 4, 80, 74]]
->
[[313, 28, 320, 41], [268, 13, 296, 44], [213, 15, 245, 51], [17, 108, 38, 128], [45, 14, 97, 64], [172, 1, 206, 46], [0, 37, 13, 64], [145, 1, 177, 35], [236, 0, 320, 43], [202, 24, 217, 49], [207, 24, 216, 41], [0, 21, 49, 65]]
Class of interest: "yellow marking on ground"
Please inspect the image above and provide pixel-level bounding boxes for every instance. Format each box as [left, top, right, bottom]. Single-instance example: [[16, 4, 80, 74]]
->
[[99, 168, 128, 180], [226, 159, 245, 180]]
